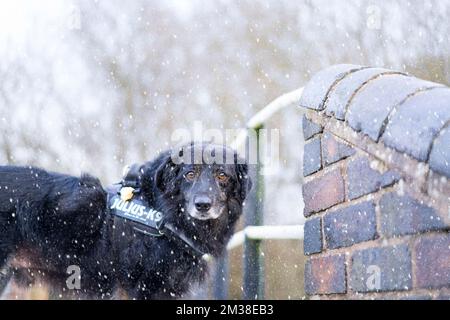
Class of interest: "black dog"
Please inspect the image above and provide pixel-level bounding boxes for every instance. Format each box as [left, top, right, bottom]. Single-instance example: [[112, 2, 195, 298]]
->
[[0, 143, 251, 299]]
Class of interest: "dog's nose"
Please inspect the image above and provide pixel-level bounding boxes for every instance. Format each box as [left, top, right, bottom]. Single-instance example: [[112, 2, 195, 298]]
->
[[194, 195, 212, 212]]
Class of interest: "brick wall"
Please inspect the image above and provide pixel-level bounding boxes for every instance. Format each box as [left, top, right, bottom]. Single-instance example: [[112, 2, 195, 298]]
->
[[300, 64, 450, 299]]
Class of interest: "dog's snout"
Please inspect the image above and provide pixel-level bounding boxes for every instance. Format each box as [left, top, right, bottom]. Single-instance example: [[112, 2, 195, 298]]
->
[[194, 195, 212, 212]]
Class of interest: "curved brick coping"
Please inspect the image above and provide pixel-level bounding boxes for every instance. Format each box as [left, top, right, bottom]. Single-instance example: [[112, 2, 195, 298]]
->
[[299, 64, 450, 178], [301, 66, 450, 299]]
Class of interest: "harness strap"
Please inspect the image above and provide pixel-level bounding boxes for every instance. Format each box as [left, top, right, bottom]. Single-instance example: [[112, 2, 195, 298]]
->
[[107, 169, 206, 258], [161, 222, 206, 257]]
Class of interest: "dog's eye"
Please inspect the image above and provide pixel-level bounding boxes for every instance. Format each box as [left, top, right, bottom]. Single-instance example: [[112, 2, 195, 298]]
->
[[216, 172, 228, 182], [185, 171, 196, 181]]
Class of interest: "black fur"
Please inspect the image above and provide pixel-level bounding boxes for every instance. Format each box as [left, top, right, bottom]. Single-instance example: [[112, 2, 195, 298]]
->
[[0, 144, 251, 299]]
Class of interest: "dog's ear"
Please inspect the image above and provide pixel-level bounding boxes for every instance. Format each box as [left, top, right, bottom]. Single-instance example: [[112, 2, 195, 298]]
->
[[236, 161, 252, 202], [154, 153, 180, 193]]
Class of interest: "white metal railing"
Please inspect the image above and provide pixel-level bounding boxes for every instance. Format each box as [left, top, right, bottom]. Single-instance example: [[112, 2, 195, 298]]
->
[[231, 87, 305, 150], [227, 225, 304, 251], [228, 86, 305, 247], [213, 86, 305, 299]]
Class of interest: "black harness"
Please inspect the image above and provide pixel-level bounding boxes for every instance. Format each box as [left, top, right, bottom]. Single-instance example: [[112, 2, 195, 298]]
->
[[106, 164, 206, 257]]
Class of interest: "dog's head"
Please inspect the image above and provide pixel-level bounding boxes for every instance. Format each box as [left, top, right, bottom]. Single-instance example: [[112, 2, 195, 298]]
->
[[150, 142, 252, 222], [138, 142, 252, 255]]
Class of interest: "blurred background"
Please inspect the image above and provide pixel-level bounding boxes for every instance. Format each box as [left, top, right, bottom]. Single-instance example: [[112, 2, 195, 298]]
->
[[0, 0, 449, 299]]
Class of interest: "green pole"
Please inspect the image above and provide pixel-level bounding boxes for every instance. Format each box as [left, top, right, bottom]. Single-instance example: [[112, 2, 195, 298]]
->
[[243, 126, 265, 300]]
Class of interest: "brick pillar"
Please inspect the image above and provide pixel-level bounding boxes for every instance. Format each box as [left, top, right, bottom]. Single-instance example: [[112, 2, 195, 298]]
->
[[300, 64, 450, 300]]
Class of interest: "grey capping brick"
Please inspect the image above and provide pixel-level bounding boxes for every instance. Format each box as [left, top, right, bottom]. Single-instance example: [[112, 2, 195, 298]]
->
[[302, 115, 323, 140], [325, 67, 395, 120], [380, 192, 448, 238], [347, 74, 441, 141], [303, 136, 322, 176], [324, 201, 377, 249], [301, 64, 450, 179], [382, 88, 450, 162], [299, 64, 364, 110], [347, 156, 400, 200], [303, 217, 322, 255], [429, 125, 450, 178], [350, 245, 412, 293]]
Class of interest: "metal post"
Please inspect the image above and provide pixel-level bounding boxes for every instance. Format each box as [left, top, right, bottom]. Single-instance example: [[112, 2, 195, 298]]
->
[[212, 253, 229, 300], [243, 126, 264, 300]]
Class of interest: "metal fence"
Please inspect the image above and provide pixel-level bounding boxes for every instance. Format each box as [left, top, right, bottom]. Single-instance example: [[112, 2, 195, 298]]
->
[[212, 87, 305, 300]]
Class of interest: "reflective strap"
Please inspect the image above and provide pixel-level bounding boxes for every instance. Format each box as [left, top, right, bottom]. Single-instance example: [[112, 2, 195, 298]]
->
[[133, 226, 164, 237], [106, 186, 206, 256], [109, 196, 162, 229]]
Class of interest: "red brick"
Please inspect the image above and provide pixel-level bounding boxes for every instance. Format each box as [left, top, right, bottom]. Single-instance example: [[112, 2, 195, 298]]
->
[[322, 132, 355, 166], [414, 234, 450, 289], [347, 156, 400, 200], [324, 201, 377, 249], [305, 254, 346, 295], [303, 137, 322, 176], [302, 115, 323, 140], [303, 169, 345, 216], [304, 217, 323, 255], [380, 192, 447, 237], [350, 245, 412, 292]]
